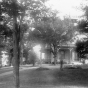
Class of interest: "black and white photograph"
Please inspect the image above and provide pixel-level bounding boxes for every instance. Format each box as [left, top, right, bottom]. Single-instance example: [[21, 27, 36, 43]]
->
[[0, 0, 88, 88]]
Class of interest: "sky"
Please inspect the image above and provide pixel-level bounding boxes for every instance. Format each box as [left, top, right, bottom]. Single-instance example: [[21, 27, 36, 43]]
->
[[0, 0, 87, 19], [46, 0, 88, 19]]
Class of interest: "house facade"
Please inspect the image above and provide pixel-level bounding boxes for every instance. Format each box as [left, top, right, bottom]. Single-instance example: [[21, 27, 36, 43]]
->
[[56, 44, 77, 64], [44, 44, 77, 64]]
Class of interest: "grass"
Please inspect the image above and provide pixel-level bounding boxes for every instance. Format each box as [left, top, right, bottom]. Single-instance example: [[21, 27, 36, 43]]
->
[[0, 67, 13, 74], [54, 69, 88, 86], [0, 65, 88, 88]]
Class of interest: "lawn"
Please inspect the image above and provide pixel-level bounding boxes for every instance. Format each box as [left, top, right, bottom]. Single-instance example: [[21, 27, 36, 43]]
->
[[0, 65, 88, 88], [0, 67, 13, 74]]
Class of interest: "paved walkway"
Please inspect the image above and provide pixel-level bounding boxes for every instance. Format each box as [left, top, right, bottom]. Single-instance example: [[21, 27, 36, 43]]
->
[[0, 64, 88, 77], [0, 65, 38, 77]]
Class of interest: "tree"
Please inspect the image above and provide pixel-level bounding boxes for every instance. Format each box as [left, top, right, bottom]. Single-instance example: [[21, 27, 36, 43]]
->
[[0, 2, 14, 66], [0, 0, 49, 88], [23, 48, 29, 64], [28, 14, 77, 66], [28, 50, 37, 66], [0, 0, 26, 88], [76, 40, 88, 62], [77, 6, 88, 63], [78, 6, 88, 33]]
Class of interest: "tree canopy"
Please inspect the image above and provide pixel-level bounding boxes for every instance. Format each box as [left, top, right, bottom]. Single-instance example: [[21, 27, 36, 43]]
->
[[76, 40, 88, 58], [27, 10, 77, 64], [76, 5, 88, 60]]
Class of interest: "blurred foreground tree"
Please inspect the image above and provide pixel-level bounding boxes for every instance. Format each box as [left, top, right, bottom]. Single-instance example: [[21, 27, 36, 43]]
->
[[0, 0, 49, 88], [0, 0, 23, 87]]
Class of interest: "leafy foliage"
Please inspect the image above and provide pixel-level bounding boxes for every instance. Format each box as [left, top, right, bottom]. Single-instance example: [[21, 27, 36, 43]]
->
[[28, 16, 76, 46], [76, 40, 88, 58], [28, 12, 77, 65], [78, 6, 88, 33], [78, 20, 88, 33], [76, 5, 88, 59], [28, 50, 37, 65]]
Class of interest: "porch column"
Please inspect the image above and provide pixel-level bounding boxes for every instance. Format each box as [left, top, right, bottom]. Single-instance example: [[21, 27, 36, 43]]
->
[[72, 50, 76, 62], [75, 52, 78, 61], [0, 55, 2, 67], [40, 52, 42, 66], [69, 48, 73, 64]]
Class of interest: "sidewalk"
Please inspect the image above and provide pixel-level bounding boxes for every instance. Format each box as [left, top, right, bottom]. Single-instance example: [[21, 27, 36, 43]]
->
[[0, 64, 59, 77], [0, 65, 38, 77], [0, 64, 88, 77]]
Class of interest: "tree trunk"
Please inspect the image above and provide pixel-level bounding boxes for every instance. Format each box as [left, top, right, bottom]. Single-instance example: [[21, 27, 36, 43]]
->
[[13, 23, 20, 88], [60, 51, 64, 70], [49, 44, 52, 64], [54, 55, 56, 65], [20, 44, 23, 65], [20, 27, 24, 65], [19, 15, 24, 65], [40, 52, 42, 67], [60, 59, 63, 70], [9, 55, 12, 66], [53, 44, 57, 65]]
